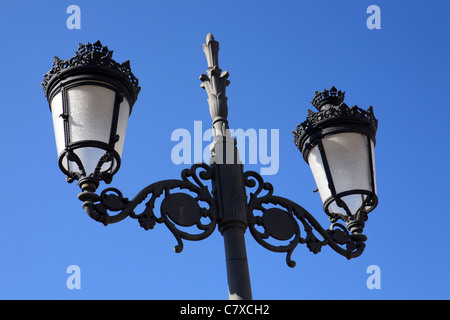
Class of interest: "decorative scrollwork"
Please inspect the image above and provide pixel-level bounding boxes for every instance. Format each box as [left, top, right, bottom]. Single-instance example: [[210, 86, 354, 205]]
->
[[244, 170, 367, 267], [78, 163, 216, 253]]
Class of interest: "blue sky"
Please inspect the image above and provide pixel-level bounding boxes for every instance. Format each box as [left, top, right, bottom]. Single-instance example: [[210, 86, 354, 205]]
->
[[0, 0, 449, 300]]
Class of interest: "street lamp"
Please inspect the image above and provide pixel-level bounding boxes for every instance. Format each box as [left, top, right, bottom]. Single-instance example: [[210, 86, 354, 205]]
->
[[42, 34, 378, 300], [293, 86, 378, 236], [42, 40, 140, 190]]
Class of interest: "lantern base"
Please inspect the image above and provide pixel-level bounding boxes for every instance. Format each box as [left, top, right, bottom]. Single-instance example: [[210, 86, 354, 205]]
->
[[346, 218, 365, 235], [78, 177, 99, 192]]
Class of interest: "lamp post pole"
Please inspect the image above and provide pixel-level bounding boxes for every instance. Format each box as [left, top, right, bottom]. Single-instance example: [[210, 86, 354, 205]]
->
[[213, 162, 252, 300], [201, 33, 252, 299]]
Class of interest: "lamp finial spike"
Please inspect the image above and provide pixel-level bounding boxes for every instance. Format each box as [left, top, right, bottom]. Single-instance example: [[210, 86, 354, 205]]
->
[[206, 33, 215, 43]]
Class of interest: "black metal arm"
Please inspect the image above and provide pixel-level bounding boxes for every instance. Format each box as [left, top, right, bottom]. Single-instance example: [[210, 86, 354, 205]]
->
[[78, 163, 217, 253], [243, 170, 367, 266], [77, 162, 367, 267]]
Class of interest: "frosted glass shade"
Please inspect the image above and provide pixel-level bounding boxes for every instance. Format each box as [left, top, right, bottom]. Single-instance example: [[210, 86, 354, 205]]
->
[[307, 132, 376, 216], [50, 84, 130, 179]]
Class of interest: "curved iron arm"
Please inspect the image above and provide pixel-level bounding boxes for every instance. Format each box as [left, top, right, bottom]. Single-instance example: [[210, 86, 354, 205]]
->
[[77, 162, 367, 265], [244, 171, 367, 267], [77, 163, 217, 253]]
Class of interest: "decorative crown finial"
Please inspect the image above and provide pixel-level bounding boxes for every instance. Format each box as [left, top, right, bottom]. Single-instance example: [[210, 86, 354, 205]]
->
[[42, 40, 141, 101], [311, 86, 345, 110]]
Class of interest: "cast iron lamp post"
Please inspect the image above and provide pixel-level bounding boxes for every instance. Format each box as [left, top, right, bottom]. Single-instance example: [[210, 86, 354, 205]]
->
[[42, 34, 378, 300]]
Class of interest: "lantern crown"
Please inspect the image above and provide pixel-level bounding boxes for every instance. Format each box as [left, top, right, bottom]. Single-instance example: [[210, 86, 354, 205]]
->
[[293, 87, 378, 161], [41, 40, 141, 105], [311, 86, 345, 111]]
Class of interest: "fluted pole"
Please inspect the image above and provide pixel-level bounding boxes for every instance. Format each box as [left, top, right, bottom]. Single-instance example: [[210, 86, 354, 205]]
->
[[200, 33, 252, 300]]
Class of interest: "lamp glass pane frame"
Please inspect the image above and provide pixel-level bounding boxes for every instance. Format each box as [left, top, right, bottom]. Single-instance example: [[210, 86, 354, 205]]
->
[[307, 131, 377, 218], [49, 80, 130, 181]]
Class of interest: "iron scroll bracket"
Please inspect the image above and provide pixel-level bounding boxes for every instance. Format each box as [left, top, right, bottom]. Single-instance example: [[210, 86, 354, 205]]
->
[[77, 163, 366, 266], [244, 170, 367, 267], [78, 163, 217, 254]]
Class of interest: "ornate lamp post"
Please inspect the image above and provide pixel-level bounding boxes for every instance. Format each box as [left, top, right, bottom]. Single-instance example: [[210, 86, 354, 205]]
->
[[42, 34, 378, 300]]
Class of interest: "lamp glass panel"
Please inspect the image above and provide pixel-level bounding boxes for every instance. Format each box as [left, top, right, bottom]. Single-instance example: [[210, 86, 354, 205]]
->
[[115, 98, 130, 157], [370, 139, 377, 194], [307, 146, 331, 204], [68, 147, 115, 177], [50, 84, 131, 177], [50, 91, 65, 157], [67, 85, 115, 144], [307, 132, 376, 215], [327, 194, 369, 216]]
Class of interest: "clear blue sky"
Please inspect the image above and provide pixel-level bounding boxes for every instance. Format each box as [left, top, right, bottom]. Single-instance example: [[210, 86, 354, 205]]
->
[[0, 0, 449, 300]]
